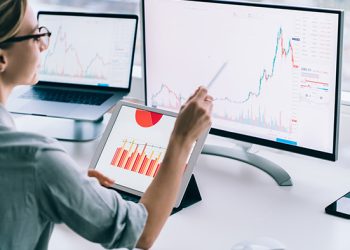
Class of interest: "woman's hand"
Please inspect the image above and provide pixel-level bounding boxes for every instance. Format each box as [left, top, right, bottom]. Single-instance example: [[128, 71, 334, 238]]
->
[[88, 169, 115, 187], [137, 87, 213, 249], [171, 86, 213, 146]]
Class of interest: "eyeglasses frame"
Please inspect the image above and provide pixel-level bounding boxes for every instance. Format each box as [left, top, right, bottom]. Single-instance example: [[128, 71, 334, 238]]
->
[[0, 26, 51, 47]]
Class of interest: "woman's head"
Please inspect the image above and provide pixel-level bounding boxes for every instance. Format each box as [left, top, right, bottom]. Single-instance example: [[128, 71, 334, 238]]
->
[[0, 0, 27, 47], [0, 0, 49, 94]]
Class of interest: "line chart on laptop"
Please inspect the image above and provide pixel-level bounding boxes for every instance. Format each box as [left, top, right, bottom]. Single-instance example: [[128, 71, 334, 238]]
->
[[39, 15, 136, 87]]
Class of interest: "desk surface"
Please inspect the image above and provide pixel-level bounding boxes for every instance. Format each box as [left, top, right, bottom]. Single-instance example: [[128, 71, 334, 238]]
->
[[44, 110, 350, 250]]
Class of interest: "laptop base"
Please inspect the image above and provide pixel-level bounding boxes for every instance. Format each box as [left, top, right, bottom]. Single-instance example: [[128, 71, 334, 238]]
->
[[14, 114, 106, 142]]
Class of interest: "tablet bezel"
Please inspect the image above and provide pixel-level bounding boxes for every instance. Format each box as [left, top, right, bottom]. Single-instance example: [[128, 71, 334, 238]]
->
[[89, 100, 210, 207]]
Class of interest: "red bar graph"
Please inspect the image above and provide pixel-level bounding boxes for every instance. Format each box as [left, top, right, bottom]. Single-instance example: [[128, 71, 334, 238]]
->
[[110, 139, 165, 177], [131, 154, 141, 172], [146, 160, 156, 176], [117, 150, 128, 167]]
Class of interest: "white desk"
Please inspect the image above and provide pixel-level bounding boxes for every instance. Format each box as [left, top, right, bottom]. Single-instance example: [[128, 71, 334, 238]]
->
[[46, 109, 350, 250]]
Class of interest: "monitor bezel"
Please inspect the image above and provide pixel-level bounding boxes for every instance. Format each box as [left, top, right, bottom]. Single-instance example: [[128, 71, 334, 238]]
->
[[37, 11, 139, 92], [141, 0, 344, 161]]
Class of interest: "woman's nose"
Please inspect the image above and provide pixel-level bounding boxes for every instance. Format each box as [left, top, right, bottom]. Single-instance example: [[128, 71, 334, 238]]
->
[[39, 42, 48, 52]]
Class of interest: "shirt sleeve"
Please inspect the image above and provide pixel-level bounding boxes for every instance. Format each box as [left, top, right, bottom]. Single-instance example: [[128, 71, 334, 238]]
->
[[34, 148, 148, 250]]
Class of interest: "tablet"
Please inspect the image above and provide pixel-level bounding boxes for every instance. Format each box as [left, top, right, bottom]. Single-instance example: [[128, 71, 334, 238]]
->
[[89, 101, 210, 207]]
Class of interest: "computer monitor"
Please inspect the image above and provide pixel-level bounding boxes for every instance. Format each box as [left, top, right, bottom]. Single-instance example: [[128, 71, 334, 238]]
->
[[142, 0, 343, 184]]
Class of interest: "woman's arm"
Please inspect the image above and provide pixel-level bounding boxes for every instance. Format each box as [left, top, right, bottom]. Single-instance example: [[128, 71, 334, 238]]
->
[[137, 87, 213, 249]]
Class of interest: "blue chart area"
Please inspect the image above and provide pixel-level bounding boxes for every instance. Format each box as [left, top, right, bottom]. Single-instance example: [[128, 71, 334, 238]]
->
[[151, 28, 299, 133], [211, 27, 298, 133], [38, 15, 135, 88], [224, 28, 297, 104], [40, 26, 113, 84], [41, 26, 112, 83]]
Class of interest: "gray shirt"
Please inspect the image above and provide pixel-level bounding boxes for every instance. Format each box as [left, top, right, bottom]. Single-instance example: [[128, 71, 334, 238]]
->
[[0, 105, 147, 250]]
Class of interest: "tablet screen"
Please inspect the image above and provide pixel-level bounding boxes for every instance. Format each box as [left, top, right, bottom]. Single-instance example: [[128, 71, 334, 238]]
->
[[95, 105, 179, 193]]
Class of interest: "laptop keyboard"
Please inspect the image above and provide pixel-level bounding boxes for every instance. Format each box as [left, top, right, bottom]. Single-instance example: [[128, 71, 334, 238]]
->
[[20, 88, 113, 106]]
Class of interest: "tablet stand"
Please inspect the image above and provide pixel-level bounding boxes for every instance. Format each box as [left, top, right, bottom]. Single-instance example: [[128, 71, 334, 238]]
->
[[171, 174, 202, 214], [115, 175, 201, 215]]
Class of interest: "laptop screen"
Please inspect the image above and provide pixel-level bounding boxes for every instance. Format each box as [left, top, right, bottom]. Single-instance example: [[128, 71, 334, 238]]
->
[[38, 12, 138, 89]]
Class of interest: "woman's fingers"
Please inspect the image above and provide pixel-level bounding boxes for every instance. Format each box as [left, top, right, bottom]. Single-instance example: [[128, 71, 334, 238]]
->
[[172, 86, 213, 143], [88, 169, 115, 187]]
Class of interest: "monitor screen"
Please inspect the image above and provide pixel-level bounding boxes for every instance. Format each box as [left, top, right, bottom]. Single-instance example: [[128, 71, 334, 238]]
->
[[38, 12, 137, 89], [142, 0, 343, 160]]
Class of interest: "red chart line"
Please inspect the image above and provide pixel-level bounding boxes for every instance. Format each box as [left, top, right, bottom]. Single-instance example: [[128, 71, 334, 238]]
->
[[305, 79, 329, 85]]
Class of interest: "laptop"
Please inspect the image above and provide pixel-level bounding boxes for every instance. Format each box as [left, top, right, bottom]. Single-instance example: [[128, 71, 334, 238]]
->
[[7, 11, 138, 121]]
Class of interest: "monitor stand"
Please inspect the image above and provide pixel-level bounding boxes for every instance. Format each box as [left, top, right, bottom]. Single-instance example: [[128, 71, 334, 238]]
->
[[14, 114, 106, 142], [201, 143, 293, 186]]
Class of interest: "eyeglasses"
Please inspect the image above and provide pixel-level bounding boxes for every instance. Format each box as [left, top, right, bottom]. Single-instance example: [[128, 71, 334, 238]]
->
[[0, 26, 51, 48]]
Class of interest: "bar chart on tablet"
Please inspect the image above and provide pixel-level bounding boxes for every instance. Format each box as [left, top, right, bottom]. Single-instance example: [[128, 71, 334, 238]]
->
[[110, 139, 165, 177], [94, 106, 177, 192]]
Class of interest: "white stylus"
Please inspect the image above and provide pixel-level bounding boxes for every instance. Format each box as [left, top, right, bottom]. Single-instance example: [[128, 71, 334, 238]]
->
[[206, 61, 228, 89]]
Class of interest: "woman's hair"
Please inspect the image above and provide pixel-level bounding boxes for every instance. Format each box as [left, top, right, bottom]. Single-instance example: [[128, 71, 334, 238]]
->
[[0, 0, 27, 46]]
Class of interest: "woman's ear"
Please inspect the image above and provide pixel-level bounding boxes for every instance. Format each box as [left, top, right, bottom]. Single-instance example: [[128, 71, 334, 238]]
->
[[0, 49, 8, 73]]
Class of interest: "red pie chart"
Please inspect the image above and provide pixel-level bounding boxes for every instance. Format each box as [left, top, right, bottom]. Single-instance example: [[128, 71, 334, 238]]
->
[[135, 109, 163, 128]]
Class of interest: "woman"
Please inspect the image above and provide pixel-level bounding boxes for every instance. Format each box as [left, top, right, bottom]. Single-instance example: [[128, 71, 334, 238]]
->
[[0, 0, 213, 249]]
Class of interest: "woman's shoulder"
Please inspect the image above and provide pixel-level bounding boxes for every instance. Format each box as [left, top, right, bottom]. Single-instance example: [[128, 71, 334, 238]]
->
[[0, 130, 65, 159]]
